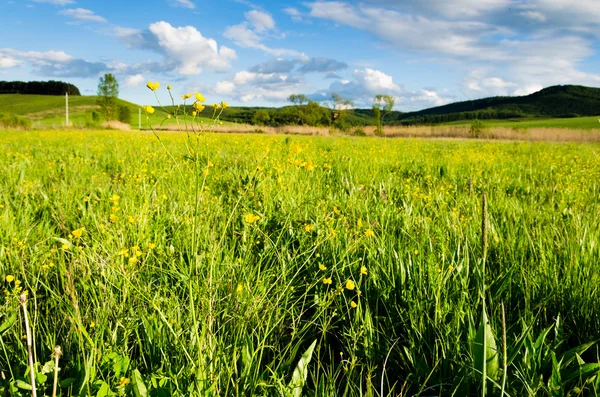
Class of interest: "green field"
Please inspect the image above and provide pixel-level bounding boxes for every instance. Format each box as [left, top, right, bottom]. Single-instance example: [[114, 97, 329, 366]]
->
[[447, 116, 600, 129], [1, 130, 599, 396], [0, 94, 222, 129]]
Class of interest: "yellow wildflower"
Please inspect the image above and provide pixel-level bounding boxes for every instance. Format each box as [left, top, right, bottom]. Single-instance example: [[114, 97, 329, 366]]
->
[[195, 92, 205, 102], [71, 227, 84, 239], [144, 105, 155, 114], [304, 224, 314, 232], [147, 243, 156, 250], [193, 102, 205, 112], [319, 263, 327, 271], [360, 266, 367, 275], [333, 206, 341, 215], [212, 103, 220, 109], [345, 279, 355, 290], [146, 81, 160, 91], [350, 301, 358, 308], [5, 275, 14, 283], [118, 377, 130, 387], [220, 101, 229, 109], [244, 213, 260, 224], [109, 194, 120, 204], [236, 283, 243, 293], [365, 229, 374, 238], [323, 277, 332, 285], [192, 111, 197, 117], [167, 114, 172, 119], [180, 93, 193, 100], [90, 321, 96, 328], [167, 85, 172, 90]]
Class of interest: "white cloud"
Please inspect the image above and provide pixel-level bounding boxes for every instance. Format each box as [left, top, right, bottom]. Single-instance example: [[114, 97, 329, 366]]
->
[[125, 74, 145, 87], [170, 0, 195, 8], [0, 56, 21, 69], [32, 0, 75, 5], [353, 68, 400, 93], [124, 21, 236, 75], [519, 10, 546, 22], [59, 8, 106, 22], [245, 10, 275, 33], [215, 81, 235, 94], [283, 7, 303, 22], [1, 48, 73, 63], [224, 11, 304, 57]]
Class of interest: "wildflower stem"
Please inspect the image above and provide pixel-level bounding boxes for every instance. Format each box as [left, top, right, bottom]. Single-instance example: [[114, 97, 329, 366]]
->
[[19, 294, 37, 397]]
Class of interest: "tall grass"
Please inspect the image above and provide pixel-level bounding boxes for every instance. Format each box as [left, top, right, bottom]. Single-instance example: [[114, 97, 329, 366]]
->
[[0, 130, 599, 396]]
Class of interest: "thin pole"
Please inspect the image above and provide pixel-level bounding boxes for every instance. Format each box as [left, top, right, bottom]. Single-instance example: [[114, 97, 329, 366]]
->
[[65, 92, 69, 127]]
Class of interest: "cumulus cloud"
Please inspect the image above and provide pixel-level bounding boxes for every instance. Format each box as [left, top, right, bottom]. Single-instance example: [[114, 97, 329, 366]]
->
[[170, 0, 195, 9], [125, 74, 145, 87], [116, 21, 236, 75], [0, 56, 21, 69], [245, 10, 275, 33], [59, 8, 107, 22]]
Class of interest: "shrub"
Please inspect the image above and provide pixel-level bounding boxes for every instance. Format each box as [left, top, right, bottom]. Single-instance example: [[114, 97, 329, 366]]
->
[[470, 119, 488, 138], [352, 128, 367, 136], [0, 112, 31, 128], [117, 105, 131, 124]]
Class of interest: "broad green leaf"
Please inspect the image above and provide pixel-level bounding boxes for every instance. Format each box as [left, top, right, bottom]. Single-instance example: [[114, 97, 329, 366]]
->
[[288, 339, 317, 397], [15, 380, 33, 390], [96, 381, 110, 397], [0, 313, 16, 335], [561, 363, 600, 383], [560, 340, 598, 368], [132, 369, 148, 397], [473, 308, 500, 381], [548, 351, 562, 397]]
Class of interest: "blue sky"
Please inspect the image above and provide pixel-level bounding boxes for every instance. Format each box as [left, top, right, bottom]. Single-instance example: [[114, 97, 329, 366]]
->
[[1, 0, 600, 110]]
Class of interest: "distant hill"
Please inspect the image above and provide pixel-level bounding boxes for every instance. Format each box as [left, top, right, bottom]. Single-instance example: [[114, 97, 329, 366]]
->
[[389, 85, 600, 124]]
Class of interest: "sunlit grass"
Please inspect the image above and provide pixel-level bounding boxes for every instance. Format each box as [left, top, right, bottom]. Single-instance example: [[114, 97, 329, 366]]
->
[[1, 130, 599, 396]]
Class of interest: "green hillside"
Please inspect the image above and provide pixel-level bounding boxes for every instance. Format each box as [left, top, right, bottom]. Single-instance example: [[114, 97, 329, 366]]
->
[[0, 94, 217, 128], [392, 85, 600, 124]]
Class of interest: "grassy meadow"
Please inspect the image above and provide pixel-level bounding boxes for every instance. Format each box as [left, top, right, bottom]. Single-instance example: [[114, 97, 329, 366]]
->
[[1, 130, 600, 396]]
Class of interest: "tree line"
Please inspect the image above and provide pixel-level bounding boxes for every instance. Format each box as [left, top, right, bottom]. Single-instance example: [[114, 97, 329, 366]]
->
[[0, 80, 81, 96]]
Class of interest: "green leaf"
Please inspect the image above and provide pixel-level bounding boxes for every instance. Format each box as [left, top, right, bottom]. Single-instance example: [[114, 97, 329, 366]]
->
[[15, 380, 33, 390], [548, 351, 562, 397], [560, 340, 598, 368], [96, 381, 111, 397], [132, 369, 148, 397], [561, 363, 600, 383], [473, 308, 500, 381], [288, 340, 317, 397], [0, 313, 16, 335]]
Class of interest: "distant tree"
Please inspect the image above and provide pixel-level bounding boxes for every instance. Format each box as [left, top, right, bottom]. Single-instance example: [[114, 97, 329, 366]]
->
[[252, 109, 271, 126], [288, 93, 308, 124], [117, 105, 131, 124], [97, 73, 119, 120], [303, 100, 329, 126], [327, 93, 354, 132], [372, 95, 395, 136]]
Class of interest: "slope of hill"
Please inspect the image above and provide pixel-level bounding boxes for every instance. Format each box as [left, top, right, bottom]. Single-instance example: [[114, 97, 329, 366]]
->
[[391, 85, 600, 124]]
